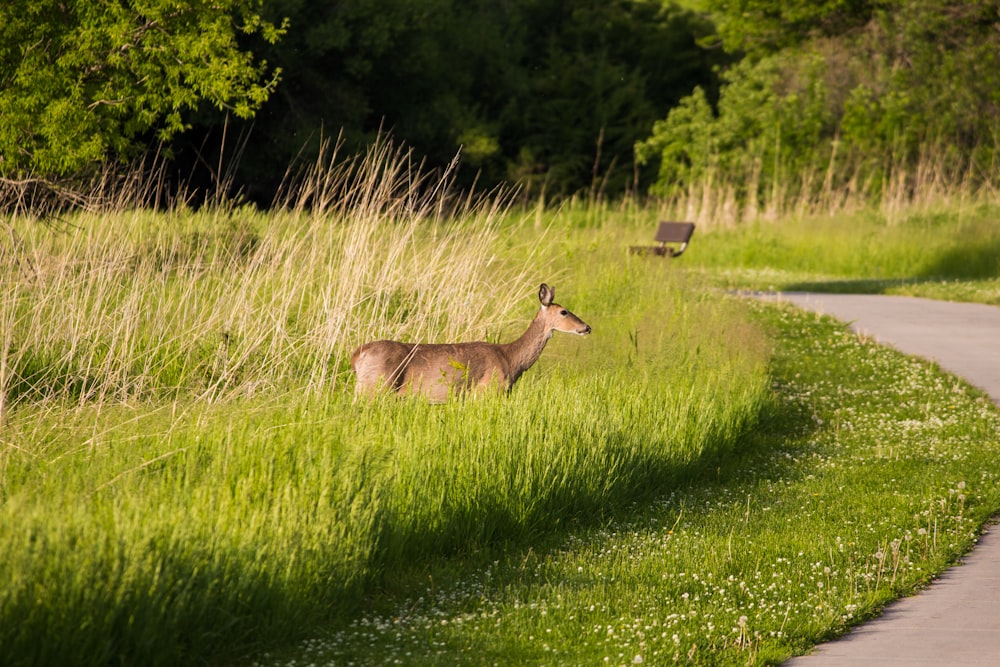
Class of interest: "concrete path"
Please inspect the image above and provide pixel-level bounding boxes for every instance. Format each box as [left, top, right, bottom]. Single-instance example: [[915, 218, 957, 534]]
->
[[770, 293, 1000, 667]]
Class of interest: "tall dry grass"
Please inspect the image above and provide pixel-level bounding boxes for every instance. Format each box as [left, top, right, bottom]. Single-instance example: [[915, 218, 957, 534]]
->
[[654, 145, 1000, 230], [0, 138, 540, 415]]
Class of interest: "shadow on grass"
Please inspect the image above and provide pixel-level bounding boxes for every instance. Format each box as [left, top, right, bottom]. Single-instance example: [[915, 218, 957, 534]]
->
[[287, 390, 825, 666], [921, 238, 1000, 281], [782, 277, 936, 294], [784, 238, 1000, 295], [332, 387, 821, 625], [0, 528, 347, 667]]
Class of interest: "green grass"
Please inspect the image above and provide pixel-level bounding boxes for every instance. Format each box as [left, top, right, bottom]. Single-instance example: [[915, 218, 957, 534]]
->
[[3, 154, 1000, 666], [265, 299, 1000, 666], [507, 195, 1000, 304], [249, 196, 1000, 666], [0, 210, 771, 665], [680, 203, 1000, 304]]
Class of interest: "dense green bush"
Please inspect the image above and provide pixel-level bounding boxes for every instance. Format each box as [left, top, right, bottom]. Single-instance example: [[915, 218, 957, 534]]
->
[[639, 0, 1000, 207], [5, 0, 998, 206], [0, 0, 284, 179], [636, 52, 833, 199]]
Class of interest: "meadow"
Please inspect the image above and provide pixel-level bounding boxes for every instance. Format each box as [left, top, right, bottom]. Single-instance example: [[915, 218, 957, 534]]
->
[[2, 143, 999, 666], [684, 206, 1000, 305], [276, 300, 1000, 666]]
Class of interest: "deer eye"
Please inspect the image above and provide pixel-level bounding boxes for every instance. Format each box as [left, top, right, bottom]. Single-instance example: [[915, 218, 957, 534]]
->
[[560, 309, 568, 316]]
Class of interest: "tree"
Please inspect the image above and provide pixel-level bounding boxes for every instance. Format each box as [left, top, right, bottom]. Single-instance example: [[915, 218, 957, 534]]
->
[[188, 0, 725, 202], [500, 0, 723, 197], [0, 0, 284, 180], [640, 0, 1000, 205]]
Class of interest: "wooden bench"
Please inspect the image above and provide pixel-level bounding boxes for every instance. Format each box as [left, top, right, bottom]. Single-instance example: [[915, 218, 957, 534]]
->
[[629, 221, 695, 258]]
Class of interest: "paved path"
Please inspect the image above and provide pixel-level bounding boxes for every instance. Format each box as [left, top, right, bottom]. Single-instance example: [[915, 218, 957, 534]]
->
[[771, 293, 1000, 667]]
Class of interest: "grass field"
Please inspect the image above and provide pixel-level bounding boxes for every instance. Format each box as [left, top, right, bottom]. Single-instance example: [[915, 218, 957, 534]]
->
[[2, 148, 999, 665], [682, 202, 1000, 305], [544, 195, 1000, 304], [274, 298, 1000, 666]]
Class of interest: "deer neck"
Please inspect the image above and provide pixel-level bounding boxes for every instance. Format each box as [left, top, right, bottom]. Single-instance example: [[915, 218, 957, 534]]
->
[[502, 309, 553, 379]]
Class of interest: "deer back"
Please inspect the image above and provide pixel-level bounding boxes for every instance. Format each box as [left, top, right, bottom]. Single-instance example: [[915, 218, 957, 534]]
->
[[402, 342, 512, 401], [351, 339, 512, 400]]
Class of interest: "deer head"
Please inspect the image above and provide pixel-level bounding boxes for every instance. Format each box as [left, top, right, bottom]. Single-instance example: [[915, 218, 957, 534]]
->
[[538, 283, 591, 336]]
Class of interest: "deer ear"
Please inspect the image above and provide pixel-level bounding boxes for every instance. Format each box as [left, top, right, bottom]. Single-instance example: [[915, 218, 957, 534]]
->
[[538, 283, 554, 306]]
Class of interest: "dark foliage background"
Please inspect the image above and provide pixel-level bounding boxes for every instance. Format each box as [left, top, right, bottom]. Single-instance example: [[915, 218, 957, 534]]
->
[[3, 0, 997, 207], [171, 0, 723, 204]]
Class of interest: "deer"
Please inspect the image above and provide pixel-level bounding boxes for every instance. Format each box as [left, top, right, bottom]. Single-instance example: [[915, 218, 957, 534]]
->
[[350, 283, 591, 401]]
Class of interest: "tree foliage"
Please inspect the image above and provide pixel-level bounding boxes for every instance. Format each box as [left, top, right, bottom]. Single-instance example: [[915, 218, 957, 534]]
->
[[1, 0, 724, 201], [0, 0, 284, 179], [640, 0, 1000, 202], [9, 0, 994, 206], [201, 0, 724, 201], [707, 0, 887, 54], [637, 53, 832, 198]]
